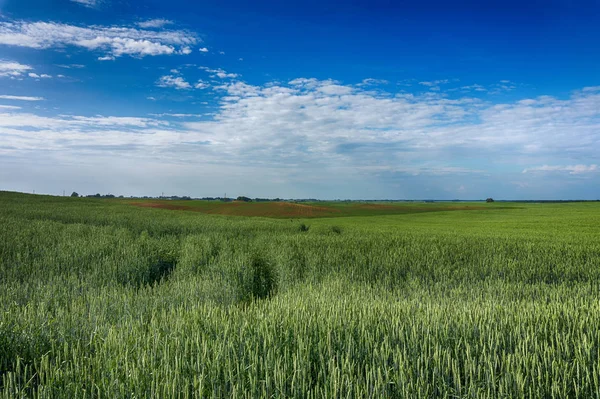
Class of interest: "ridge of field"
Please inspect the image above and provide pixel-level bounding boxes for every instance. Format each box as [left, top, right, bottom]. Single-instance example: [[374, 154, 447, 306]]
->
[[126, 198, 508, 218], [2, 191, 600, 398]]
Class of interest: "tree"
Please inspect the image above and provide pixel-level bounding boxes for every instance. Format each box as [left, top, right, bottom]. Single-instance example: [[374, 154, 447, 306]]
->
[[71, 192, 79, 197], [486, 198, 495, 203], [237, 196, 252, 202]]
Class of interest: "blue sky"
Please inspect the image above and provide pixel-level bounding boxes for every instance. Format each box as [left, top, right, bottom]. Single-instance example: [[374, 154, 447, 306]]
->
[[0, 0, 599, 199]]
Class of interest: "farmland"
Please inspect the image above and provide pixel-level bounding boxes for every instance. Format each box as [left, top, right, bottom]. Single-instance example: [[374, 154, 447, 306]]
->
[[125, 198, 499, 218], [1, 191, 600, 398]]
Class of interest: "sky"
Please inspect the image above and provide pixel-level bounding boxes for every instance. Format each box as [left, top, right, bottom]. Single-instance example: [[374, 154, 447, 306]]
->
[[0, 0, 599, 200]]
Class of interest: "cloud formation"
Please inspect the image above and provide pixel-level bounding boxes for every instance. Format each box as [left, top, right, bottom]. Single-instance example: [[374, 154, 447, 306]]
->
[[0, 95, 44, 101], [1, 78, 599, 198], [199, 66, 239, 79], [523, 165, 598, 175], [194, 80, 210, 89], [0, 20, 197, 58], [28, 73, 52, 79], [0, 60, 32, 77], [358, 78, 389, 86], [419, 79, 449, 87], [136, 19, 173, 29], [56, 64, 85, 69], [157, 75, 192, 90], [70, 0, 100, 8]]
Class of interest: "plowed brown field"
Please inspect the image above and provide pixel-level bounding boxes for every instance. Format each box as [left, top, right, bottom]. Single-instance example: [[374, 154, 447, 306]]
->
[[129, 200, 495, 218]]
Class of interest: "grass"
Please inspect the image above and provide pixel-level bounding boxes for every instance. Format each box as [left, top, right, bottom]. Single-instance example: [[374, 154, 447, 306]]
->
[[1, 191, 600, 398]]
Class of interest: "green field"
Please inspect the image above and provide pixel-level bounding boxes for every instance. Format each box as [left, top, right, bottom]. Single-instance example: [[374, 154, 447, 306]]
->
[[1, 191, 600, 398]]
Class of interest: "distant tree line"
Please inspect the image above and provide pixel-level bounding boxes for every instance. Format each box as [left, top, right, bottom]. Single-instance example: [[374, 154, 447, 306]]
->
[[235, 196, 286, 202], [159, 196, 192, 200], [70, 192, 594, 203], [85, 193, 120, 199], [71, 192, 125, 199]]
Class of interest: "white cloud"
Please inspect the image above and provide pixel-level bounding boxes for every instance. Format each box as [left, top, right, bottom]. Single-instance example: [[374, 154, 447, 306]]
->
[[98, 55, 115, 61], [56, 64, 85, 69], [289, 78, 320, 87], [490, 80, 517, 94], [582, 86, 600, 92], [0, 20, 198, 58], [67, 115, 165, 127], [1, 81, 600, 198], [70, 0, 100, 8], [419, 79, 449, 87], [199, 66, 239, 79], [28, 73, 52, 79], [0, 105, 21, 110], [317, 83, 353, 95], [418, 79, 451, 92], [199, 47, 209, 53], [458, 84, 487, 92], [150, 113, 203, 118], [365, 166, 484, 176], [195, 80, 210, 89], [216, 71, 238, 79], [358, 78, 389, 86], [0, 63, 53, 80], [136, 19, 173, 29], [0, 112, 166, 130], [523, 164, 598, 175], [214, 81, 260, 97], [0, 95, 44, 101], [179, 81, 600, 175], [156, 75, 191, 90], [156, 72, 211, 90], [0, 60, 32, 77]]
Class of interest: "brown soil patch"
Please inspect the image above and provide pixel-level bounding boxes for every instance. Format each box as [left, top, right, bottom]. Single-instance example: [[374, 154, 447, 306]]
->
[[129, 201, 497, 218], [130, 201, 341, 218]]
